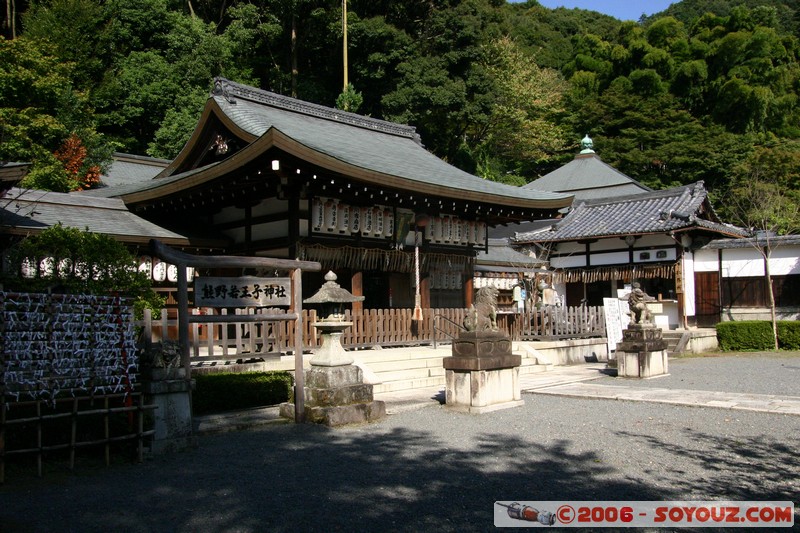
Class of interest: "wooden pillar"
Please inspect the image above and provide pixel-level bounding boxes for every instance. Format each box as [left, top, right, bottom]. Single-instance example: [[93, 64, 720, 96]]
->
[[464, 275, 474, 309], [677, 252, 687, 329], [421, 275, 431, 309], [291, 268, 305, 423], [288, 193, 299, 259], [176, 261, 190, 382], [351, 271, 363, 313]]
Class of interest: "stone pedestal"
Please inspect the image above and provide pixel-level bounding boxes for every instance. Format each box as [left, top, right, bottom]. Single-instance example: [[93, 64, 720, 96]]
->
[[443, 331, 524, 413], [280, 364, 385, 426], [616, 324, 669, 378], [141, 367, 197, 453]]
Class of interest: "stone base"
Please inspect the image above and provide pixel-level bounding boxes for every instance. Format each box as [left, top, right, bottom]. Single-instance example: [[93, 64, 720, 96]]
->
[[280, 364, 386, 426], [280, 400, 386, 426], [452, 330, 513, 358], [444, 367, 523, 414], [617, 323, 668, 353], [142, 376, 195, 454], [617, 350, 669, 378]]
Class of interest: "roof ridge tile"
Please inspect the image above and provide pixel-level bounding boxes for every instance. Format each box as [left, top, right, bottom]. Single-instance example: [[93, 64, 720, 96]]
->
[[213, 77, 419, 141]]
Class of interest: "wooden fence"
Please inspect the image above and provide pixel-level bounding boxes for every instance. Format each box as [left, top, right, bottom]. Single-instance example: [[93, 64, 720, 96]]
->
[[513, 305, 606, 341], [1, 292, 154, 483], [138, 305, 606, 364]]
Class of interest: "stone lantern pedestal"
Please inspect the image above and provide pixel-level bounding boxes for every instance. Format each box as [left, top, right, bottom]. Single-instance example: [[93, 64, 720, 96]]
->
[[279, 272, 385, 426]]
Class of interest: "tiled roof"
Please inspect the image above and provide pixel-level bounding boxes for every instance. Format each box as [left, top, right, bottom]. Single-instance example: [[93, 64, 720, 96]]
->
[[475, 238, 545, 272], [701, 234, 800, 249], [1, 162, 30, 195], [100, 153, 170, 188], [1, 188, 188, 245], [513, 182, 748, 243], [523, 153, 650, 200], [206, 78, 571, 207], [88, 79, 573, 215]]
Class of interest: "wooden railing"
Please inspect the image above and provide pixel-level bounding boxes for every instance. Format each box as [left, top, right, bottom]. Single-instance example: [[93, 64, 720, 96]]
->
[[511, 305, 606, 341], [137, 305, 606, 364]]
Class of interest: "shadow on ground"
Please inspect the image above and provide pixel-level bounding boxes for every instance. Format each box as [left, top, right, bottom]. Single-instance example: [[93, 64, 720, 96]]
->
[[3, 421, 675, 532]]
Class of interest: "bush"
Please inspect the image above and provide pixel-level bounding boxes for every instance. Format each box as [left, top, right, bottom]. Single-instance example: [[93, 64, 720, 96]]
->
[[777, 321, 800, 350], [716, 321, 774, 351], [192, 371, 293, 415], [716, 320, 800, 350], [1, 224, 162, 319]]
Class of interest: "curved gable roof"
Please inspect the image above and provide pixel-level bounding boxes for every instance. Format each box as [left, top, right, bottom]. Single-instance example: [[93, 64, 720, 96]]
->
[[96, 78, 572, 214]]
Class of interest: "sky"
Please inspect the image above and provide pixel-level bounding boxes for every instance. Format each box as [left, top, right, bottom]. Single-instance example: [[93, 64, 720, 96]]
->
[[531, 1, 676, 21]]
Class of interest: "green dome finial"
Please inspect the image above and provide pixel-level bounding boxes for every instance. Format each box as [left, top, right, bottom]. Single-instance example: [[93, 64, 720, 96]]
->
[[580, 134, 595, 154]]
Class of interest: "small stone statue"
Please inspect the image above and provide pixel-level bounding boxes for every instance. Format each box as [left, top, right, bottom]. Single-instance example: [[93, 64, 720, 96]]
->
[[627, 282, 655, 325]]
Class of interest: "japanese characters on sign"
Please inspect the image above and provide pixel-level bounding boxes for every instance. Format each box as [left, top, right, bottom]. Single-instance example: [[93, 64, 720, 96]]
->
[[194, 276, 291, 307]]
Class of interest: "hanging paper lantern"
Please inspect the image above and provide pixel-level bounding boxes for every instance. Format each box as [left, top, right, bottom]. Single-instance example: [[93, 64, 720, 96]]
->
[[57, 258, 73, 278], [425, 216, 435, 240], [476, 223, 486, 243], [348, 206, 360, 233], [362, 207, 373, 235], [374, 207, 384, 236], [383, 209, 394, 237], [337, 203, 349, 233], [152, 259, 167, 282], [21, 257, 36, 279], [312, 199, 324, 231], [138, 256, 152, 277], [39, 257, 55, 278], [324, 200, 337, 230], [433, 217, 443, 242], [167, 264, 178, 282]]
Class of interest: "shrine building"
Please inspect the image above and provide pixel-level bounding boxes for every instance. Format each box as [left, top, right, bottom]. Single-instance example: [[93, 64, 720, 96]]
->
[[84, 78, 572, 309]]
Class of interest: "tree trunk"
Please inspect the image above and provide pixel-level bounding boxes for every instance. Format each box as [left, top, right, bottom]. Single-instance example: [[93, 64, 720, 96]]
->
[[765, 247, 779, 351]]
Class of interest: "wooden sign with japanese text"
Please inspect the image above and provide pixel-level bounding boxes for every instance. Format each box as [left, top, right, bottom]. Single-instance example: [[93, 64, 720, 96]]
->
[[194, 276, 291, 307]]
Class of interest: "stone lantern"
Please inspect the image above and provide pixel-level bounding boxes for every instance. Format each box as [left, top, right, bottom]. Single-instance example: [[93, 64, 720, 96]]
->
[[279, 271, 385, 426], [302, 271, 364, 367]]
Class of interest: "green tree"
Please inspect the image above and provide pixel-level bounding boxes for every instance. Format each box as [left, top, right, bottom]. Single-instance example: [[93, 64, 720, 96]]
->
[[0, 36, 112, 191], [722, 145, 800, 350], [476, 36, 569, 182], [2, 224, 164, 318], [382, 0, 503, 166], [335, 83, 363, 113], [94, 3, 261, 154], [21, 0, 108, 89]]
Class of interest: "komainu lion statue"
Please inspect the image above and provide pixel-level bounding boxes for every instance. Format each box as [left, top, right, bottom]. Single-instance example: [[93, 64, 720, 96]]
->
[[463, 286, 499, 332]]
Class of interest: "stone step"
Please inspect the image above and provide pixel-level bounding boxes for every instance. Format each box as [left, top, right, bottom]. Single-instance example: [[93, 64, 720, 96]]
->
[[372, 366, 447, 383], [356, 356, 445, 373], [350, 347, 450, 363], [373, 376, 445, 394], [351, 343, 555, 395], [661, 330, 691, 354], [520, 363, 554, 375]]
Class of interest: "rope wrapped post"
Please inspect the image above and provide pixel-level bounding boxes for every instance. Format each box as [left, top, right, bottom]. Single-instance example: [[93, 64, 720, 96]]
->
[[410, 214, 434, 322], [412, 229, 423, 321]]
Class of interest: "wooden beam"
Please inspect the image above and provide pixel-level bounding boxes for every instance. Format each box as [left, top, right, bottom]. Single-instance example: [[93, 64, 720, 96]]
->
[[151, 239, 320, 271], [351, 271, 363, 313]]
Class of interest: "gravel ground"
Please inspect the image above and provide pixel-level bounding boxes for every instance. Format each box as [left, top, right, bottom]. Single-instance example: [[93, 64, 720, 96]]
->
[[595, 352, 800, 396], [1, 354, 799, 533]]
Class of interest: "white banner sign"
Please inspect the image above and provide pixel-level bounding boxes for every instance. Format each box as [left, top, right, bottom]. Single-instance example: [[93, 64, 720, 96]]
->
[[603, 297, 624, 353]]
